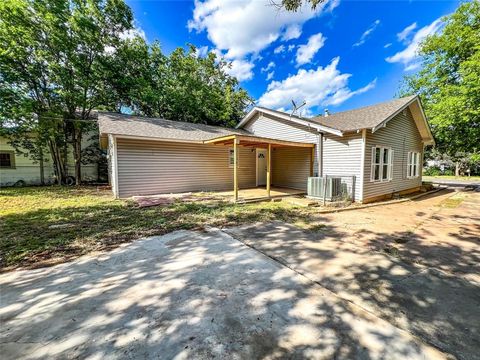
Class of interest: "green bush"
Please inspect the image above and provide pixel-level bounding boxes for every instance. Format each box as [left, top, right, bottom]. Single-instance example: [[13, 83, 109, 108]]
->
[[424, 166, 454, 176]]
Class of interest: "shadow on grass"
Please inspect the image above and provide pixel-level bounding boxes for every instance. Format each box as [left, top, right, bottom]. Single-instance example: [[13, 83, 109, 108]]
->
[[0, 197, 318, 269]]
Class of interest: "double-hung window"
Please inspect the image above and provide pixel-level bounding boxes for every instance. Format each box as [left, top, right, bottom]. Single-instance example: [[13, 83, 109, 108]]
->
[[407, 151, 421, 178], [371, 146, 393, 182]]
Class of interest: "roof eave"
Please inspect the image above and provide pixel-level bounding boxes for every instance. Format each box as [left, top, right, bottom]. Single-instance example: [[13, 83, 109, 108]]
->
[[237, 107, 343, 137], [370, 96, 435, 145]]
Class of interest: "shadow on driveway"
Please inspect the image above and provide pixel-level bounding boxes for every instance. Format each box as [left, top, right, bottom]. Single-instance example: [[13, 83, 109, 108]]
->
[[0, 229, 443, 359], [225, 191, 480, 360]]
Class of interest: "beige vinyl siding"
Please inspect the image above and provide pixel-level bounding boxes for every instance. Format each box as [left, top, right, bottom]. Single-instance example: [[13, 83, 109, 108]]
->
[[322, 133, 363, 201], [272, 147, 310, 190], [362, 108, 423, 201], [244, 113, 320, 175], [116, 138, 256, 198]]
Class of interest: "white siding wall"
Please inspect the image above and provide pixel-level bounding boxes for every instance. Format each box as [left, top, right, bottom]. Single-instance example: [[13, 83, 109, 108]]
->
[[272, 147, 310, 190], [362, 108, 423, 201], [322, 132, 363, 201], [116, 138, 256, 198]]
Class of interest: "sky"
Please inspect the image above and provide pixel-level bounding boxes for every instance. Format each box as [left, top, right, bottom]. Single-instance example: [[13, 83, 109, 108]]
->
[[124, 0, 460, 116]]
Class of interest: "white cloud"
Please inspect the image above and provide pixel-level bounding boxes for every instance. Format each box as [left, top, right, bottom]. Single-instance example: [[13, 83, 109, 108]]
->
[[353, 19, 380, 47], [261, 61, 275, 72], [266, 71, 275, 81], [258, 57, 376, 110], [188, 0, 337, 59], [282, 24, 302, 41], [120, 26, 146, 41], [296, 33, 326, 65], [397, 22, 417, 43], [386, 18, 443, 70], [324, 78, 377, 106], [384, 43, 392, 49], [288, 44, 296, 52], [224, 59, 255, 81], [274, 45, 285, 54], [194, 45, 210, 57]]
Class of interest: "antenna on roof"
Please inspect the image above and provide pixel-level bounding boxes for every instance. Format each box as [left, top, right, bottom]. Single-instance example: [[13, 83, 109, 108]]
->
[[290, 100, 306, 119]]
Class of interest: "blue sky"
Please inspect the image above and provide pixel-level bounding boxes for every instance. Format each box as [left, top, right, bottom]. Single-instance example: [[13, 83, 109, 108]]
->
[[125, 0, 460, 115]]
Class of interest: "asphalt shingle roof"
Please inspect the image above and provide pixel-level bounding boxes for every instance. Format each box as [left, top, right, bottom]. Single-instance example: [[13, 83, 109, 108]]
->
[[308, 95, 418, 132], [98, 112, 249, 142]]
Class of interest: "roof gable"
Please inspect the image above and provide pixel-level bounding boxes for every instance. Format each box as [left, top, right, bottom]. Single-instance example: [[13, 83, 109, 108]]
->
[[239, 96, 434, 145], [309, 95, 417, 132], [237, 107, 343, 136]]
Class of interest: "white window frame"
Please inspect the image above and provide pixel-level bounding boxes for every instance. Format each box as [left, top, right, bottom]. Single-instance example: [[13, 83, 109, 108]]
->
[[407, 151, 421, 178], [370, 146, 394, 182], [228, 148, 238, 168]]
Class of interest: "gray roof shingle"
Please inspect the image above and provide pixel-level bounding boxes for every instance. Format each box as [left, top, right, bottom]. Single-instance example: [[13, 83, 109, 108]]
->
[[308, 95, 418, 132], [98, 112, 249, 142]]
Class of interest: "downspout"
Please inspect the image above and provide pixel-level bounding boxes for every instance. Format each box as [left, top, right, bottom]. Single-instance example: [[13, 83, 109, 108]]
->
[[317, 133, 324, 177], [359, 129, 367, 203]]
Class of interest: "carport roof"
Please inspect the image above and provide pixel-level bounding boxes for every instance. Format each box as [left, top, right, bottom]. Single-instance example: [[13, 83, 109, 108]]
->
[[98, 112, 250, 142]]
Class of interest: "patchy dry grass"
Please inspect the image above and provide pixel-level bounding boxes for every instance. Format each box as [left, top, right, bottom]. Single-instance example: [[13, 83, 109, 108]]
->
[[437, 192, 467, 208], [0, 186, 319, 270]]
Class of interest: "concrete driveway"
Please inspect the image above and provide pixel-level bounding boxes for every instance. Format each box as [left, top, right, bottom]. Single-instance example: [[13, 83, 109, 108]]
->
[[226, 189, 480, 360], [1, 229, 445, 359]]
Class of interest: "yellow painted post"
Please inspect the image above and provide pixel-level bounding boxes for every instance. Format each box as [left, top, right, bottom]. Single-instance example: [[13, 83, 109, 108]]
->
[[267, 143, 271, 197], [310, 146, 314, 177], [234, 137, 238, 202]]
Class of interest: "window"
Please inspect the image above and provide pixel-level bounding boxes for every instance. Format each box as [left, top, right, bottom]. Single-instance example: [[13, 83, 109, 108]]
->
[[0, 151, 15, 169], [228, 148, 238, 168], [371, 146, 393, 182], [407, 151, 421, 178]]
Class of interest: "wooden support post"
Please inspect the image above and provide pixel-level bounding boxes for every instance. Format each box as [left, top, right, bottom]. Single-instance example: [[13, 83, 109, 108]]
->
[[234, 137, 238, 202], [310, 146, 314, 177], [267, 143, 271, 197]]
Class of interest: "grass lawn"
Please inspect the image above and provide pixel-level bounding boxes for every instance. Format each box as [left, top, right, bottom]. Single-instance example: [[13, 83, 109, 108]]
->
[[423, 175, 480, 182], [0, 186, 317, 270]]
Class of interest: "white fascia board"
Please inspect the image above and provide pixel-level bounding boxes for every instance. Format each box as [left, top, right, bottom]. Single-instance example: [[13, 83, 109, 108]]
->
[[110, 134, 204, 144], [237, 107, 343, 137], [371, 97, 419, 134], [371, 96, 435, 145]]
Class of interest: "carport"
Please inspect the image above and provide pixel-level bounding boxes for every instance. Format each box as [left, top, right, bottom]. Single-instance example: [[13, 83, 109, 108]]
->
[[204, 134, 316, 202]]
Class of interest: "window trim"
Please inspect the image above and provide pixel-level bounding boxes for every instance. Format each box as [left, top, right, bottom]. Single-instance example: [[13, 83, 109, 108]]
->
[[0, 151, 16, 169], [370, 146, 393, 183], [407, 151, 421, 178], [228, 148, 239, 168]]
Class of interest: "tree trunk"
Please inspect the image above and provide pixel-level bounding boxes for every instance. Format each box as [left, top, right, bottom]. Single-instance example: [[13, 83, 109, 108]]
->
[[48, 139, 67, 184], [455, 162, 460, 177], [39, 148, 45, 185], [73, 127, 82, 185]]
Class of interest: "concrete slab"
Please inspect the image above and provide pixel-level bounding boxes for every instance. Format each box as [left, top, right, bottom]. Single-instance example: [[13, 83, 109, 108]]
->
[[0, 229, 444, 360], [225, 190, 480, 360]]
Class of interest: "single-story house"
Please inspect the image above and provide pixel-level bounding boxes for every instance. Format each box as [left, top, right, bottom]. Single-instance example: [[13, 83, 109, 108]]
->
[[0, 132, 101, 187], [98, 95, 434, 203]]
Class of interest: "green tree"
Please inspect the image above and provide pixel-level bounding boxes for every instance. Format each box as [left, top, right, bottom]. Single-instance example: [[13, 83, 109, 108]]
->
[[104, 40, 252, 128], [271, 0, 325, 11], [1, 0, 252, 186], [0, 0, 133, 184], [400, 1, 480, 174]]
